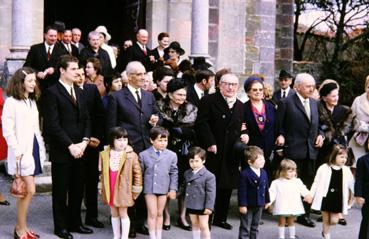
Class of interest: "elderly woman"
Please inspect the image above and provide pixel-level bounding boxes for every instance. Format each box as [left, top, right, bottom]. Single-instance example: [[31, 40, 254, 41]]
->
[[85, 57, 106, 97], [156, 78, 197, 231], [348, 76, 369, 168], [241, 76, 276, 175], [2, 67, 46, 239], [164, 41, 185, 75]]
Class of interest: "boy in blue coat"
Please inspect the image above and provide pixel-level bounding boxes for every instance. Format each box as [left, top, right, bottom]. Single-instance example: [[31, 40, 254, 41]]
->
[[238, 146, 270, 239]]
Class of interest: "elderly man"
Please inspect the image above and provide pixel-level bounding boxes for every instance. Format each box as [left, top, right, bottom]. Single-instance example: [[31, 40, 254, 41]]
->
[[276, 73, 324, 227], [72, 28, 85, 53], [106, 61, 160, 237], [60, 29, 79, 57], [195, 73, 245, 230], [79, 31, 113, 78], [24, 25, 66, 93], [117, 29, 152, 71]]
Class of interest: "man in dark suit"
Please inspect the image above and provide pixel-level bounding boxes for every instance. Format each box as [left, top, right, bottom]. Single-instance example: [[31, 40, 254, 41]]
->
[[195, 73, 245, 230], [60, 29, 79, 58], [79, 31, 113, 78], [75, 68, 105, 228], [116, 29, 152, 72], [43, 55, 93, 239], [272, 69, 296, 104], [24, 26, 66, 93], [72, 28, 85, 53], [106, 61, 159, 237], [187, 69, 215, 107], [355, 154, 369, 239], [276, 73, 324, 227]]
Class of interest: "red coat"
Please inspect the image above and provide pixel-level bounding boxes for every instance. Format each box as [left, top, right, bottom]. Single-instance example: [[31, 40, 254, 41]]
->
[[0, 88, 8, 160]]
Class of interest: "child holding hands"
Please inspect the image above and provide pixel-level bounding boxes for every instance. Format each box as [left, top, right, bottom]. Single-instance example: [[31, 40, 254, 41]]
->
[[184, 147, 216, 239], [99, 127, 143, 239], [238, 146, 270, 239], [268, 159, 312, 239], [139, 127, 178, 239], [311, 145, 354, 239]]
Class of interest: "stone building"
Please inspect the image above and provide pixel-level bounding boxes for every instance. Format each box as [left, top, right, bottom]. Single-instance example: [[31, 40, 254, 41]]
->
[[0, 0, 294, 86]]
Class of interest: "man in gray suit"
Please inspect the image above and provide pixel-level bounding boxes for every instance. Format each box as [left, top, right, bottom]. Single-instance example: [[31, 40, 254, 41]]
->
[[276, 73, 324, 227], [72, 28, 85, 53]]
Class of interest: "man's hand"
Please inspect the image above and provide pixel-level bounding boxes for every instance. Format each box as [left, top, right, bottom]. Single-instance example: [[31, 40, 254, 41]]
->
[[203, 209, 212, 215], [149, 114, 159, 126], [303, 194, 313, 204], [315, 135, 324, 148], [68, 144, 83, 158], [356, 197, 365, 207], [75, 141, 88, 154], [45, 67, 55, 75], [239, 206, 247, 214], [207, 145, 217, 154], [240, 134, 249, 144], [37, 71, 47, 79], [167, 190, 176, 200], [88, 137, 100, 148], [149, 55, 156, 63], [275, 135, 285, 146]]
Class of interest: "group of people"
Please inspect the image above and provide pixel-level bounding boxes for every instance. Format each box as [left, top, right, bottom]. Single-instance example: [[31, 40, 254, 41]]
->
[[1, 22, 369, 239]]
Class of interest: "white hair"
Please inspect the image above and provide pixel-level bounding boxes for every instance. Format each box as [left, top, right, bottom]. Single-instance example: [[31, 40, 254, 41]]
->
[[125, 61, 145, 75], [294, 73, 315, 86], [88, 31, 100, 40], [220, 73, 238, 83]]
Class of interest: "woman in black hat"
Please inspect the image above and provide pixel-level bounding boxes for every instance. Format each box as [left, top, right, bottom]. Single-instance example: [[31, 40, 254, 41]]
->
[[164, 41, 186, 74], [156, 78, 197, 231]]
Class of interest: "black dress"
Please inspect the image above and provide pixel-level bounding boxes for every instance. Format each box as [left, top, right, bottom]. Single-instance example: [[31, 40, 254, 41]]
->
[[321, 167, 343, 213]]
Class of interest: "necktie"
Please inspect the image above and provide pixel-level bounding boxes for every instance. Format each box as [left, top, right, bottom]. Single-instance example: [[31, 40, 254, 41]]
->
[[70, 87, 77, 105], [303, 99, 311, 120], [135, 89, 142, 107], [67, 44, 71, 54], [156, 151, 160, 157], [143, 46, 147, 56], [282, 90, 286, 98], [47, 46, 51, 61]]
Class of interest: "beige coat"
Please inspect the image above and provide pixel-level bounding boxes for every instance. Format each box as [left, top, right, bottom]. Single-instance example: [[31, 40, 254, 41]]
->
[[100, 146, 142, 207]]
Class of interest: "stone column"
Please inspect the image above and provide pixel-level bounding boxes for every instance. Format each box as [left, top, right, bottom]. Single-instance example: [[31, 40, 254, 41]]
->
[[4, 0, 33, 78], [190, 0, 209, 58]]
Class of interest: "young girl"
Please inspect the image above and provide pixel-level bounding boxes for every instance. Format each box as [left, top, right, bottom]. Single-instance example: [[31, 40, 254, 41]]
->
[[139, 126, 178, 239], [310, 145, 354, 239], [99, 127, 143, 239], [184, 147, 216, 239], [268, 159, 312, 239]]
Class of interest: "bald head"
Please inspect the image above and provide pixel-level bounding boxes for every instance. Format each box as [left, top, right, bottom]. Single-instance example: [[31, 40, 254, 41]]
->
[[137, 29, 149, 45]]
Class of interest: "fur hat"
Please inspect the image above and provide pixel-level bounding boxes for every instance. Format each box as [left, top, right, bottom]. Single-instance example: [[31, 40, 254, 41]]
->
[[167, 78, 187, 93]]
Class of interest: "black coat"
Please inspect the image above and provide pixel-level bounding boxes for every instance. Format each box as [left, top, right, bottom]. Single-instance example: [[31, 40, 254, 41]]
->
[[121, 43, 152, 71], [43, 82, 91, 163], [59, 42, 80, 58], [80, 46, 113, 78], [355, 154, 369, 201], [186, 84, 208, 107], [195, 91, 244, 189], [272, 88, 296, 104]]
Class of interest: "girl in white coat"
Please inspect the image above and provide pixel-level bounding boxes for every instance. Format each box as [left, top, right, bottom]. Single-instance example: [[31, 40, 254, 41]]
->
[[268, 159, 312, 239], [310, 145, 354, 239], [2, 67, 46, 239]]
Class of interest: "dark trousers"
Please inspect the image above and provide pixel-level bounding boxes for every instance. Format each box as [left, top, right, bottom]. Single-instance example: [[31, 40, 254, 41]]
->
[[128, 193, 147, 230], [213, 188, 233, 222], [294, 158, 315, 218], [52, 160, 85, 231], [238, 207, 262, 239], [83, 147, 100, 220], [359, 203, 369, 239]]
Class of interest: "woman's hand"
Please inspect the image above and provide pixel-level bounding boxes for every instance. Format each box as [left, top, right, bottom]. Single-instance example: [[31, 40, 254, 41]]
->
[[167, 190, 176, 200]]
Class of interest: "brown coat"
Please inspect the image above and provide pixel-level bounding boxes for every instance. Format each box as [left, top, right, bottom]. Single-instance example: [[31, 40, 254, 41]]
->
[[100, 145, 142, 207]]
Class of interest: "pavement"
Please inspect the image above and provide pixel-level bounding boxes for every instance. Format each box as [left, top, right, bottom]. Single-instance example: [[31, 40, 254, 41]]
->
[[0, 164, 362, 239]]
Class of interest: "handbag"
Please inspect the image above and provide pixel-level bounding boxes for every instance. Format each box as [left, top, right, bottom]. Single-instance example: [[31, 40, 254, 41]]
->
[[10, 156, 27, 198]]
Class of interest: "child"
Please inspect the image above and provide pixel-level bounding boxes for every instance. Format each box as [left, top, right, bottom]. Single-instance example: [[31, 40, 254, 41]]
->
[[238, 146, 270, 239], [99, 127, 143, 239], [139, 126, 178, 239], [268, 159, 312, 239], [310, 145, 354, 239], [184, 147, 216, 239]]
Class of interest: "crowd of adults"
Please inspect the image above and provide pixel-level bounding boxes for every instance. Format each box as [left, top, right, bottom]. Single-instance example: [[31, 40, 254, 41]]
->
[[1, 21, 369, 239]]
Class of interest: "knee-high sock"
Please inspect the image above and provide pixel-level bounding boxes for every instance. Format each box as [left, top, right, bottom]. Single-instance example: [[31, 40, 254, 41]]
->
[[288, 226, 295, 238], [192, 229, 201, 239], [149, 230, 156, 239], [156, 229, 162, 239], [121, 217, 130, 239], [112, 217, 121, 239], [278, 226, 285, 239]]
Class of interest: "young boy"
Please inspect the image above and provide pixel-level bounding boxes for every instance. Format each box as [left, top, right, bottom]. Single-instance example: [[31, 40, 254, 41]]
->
[[238, 146, 270, 239], [139, 126, 178, 239], [184, 147, 216, 239]]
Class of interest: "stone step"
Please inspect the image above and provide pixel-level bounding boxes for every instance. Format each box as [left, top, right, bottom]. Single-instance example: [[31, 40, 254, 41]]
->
[[35, 175, 52, 194]]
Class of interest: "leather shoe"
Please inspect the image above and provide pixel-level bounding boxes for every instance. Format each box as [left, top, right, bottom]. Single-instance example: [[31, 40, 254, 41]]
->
[[338, 218, 347, 225], [128, 228, 136, 238], [297, 216, 316, 227], [69, 225, 93, 234], [163, 224, 171, 230], [0, 200, 10, 206], [213, 221, 233, 230], [177, 220, 192, 231], [54, 229, 73, 239], [86, 218, 104, 228], [135, 225, 149, 235]]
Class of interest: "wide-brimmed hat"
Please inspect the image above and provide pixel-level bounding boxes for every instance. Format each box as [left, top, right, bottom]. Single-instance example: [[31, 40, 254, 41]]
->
[[53, 21, 66, 33], [193, 57, 212, 70], [279, 69, 293, 80], [95, 26, 111, 41], [164, 41, 185, 56]]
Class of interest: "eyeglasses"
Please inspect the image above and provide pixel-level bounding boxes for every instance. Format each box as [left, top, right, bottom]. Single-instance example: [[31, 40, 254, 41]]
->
[[221, 82, 238, 87]]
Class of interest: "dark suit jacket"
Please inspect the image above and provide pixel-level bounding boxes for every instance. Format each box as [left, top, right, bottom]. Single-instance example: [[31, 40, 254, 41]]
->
[[276, 93, 321, 160], [238, 166, 270, 207], [243, 100, 276, 159], [72, 42, 85, 53], [80, 46, 113, 78], [355, 154, 369, 201], [24, 43, 66, 91], [272, 88, 296, 104], [106, 87, 160, 153], [43, 82, 91, 163], [186, 84, 207, 107], [122, 43, 152, 71], [195, 91, 244, 189], [59, 42, 80, 58]]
